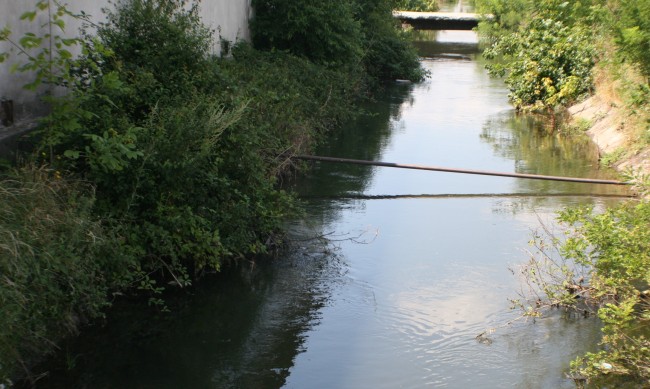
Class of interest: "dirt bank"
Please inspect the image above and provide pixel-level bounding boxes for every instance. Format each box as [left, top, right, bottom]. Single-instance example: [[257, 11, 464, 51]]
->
[[569, 95, 650, 176]]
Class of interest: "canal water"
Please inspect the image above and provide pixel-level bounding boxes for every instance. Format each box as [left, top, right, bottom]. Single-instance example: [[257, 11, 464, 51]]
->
[[37, 20, 629, 389]]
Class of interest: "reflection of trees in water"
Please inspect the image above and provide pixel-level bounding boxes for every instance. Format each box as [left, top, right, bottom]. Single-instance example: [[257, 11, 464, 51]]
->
[[411, 30, 480, 57], [37, 248, 342, 388], [207, 249, 343, 388], [481, 113, 597, 175], [191, 85, 417, 386], [295, 83, 414, 225], [480, 111, 629, 212]]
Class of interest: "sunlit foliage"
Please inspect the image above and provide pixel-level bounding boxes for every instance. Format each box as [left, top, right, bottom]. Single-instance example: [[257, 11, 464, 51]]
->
[[394, 0, 439, 12], [477, 0, 598, 119]]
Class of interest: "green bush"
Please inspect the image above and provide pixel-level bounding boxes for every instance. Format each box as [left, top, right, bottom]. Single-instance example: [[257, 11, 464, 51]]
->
[[561, 202, 650, 385], [394, 0, 439, 12], [477, 0, 599, 124], [515, 200, 650, 385], [221, 43, 362, 154], [0, 168, 134, 381], [251, 0, 426, 82], [2, 0, 373, 294], [251, 0, 364, 68], [90, 0, 216, 121], [475, 0, 530, 33], [483, 19, 595, 112], [613, 0, 650, 81], [356, 0, 427, 83]]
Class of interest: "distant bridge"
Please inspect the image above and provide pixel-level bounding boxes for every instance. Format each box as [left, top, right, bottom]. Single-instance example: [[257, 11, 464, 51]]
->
[[393, 11, 491, 30]]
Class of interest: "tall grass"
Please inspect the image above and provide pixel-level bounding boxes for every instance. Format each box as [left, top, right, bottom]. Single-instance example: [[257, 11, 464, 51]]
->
[[0, 167, 133, 382]]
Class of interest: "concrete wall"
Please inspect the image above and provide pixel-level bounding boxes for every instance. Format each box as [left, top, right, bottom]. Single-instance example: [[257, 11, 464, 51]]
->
[[0, 0, 251, 129]]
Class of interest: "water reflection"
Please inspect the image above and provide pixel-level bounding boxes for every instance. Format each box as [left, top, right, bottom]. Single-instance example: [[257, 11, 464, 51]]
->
[[480, 112, 627, 197], [412, 30, 481, 58], [298, 83, 414, 200], [37, 245, 345, 388]]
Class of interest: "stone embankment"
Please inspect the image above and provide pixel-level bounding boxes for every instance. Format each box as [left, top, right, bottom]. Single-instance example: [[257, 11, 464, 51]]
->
[[569, 95, 650, 176]]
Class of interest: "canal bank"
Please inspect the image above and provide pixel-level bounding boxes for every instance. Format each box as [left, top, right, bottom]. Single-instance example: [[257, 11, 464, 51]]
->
[[569, 93, 650, 178]]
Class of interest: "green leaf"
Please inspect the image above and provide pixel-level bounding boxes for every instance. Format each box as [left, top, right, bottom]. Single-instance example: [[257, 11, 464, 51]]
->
[[52, 19, 65, 31], [19, 35, 43, 49], [20, 11, 37, 22], [57, 49, 72, 59], [61, 38, 78, 47], [64, 150, 81, 159], [23, 81, 39, 91], [0, 27, 10, 40]]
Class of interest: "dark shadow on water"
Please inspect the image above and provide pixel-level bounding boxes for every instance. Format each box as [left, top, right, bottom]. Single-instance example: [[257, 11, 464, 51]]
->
[[31, 246, 344, 388]]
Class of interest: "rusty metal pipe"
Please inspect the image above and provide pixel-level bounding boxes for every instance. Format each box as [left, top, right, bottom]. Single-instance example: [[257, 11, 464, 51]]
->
[[293, 155, 630, 186]]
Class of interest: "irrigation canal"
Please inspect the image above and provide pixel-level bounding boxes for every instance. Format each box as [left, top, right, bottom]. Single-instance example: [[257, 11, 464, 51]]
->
[[36, 11, 629, 389]]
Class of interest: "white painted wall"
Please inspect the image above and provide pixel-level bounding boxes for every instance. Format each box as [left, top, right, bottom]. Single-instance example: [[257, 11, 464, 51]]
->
[[0, 0, 251, 125]]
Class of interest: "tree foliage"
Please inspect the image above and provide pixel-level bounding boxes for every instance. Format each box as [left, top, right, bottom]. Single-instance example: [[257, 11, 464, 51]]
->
[[477, 0, 650, 115], [250, 0, 426, 82], [251, 0, 364, 67], [394, 0, 439, 12], [612, 0, 650, 82], [474, 0, 530, 36], [477, 0, 598, 118], [483, 19, 595, 112], [562, 201, 650, 385]]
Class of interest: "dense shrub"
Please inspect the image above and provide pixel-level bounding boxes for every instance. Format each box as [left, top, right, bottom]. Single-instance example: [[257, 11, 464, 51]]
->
[[251, 0, 426, 82], [356, 0, 426, 83], [29, 1, 325, 286], [478, 0, 598, 118], [519, 201, 650, 386], [483, 19, 595, 112], [86, 0, 217, 121], [0, 168, 135, 382], [612, 0, 650, 82], [251, 0, 364, 68], [220, 43, 362, 155], [563, 201, 650, 385], [394, 0, 439, 12]]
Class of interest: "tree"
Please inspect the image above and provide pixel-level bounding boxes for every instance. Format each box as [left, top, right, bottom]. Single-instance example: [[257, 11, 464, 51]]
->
[[251, 0, 425, 82], [394, 0, 439, 12], [614, 0, 650, 82], [251, 0, 364, 68], [477, 0, 599, 126]]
